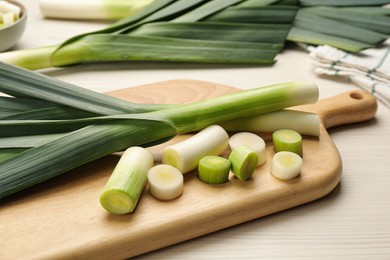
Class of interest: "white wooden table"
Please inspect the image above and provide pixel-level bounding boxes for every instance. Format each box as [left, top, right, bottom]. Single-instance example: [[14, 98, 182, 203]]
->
[[8, 1, 390, 258]]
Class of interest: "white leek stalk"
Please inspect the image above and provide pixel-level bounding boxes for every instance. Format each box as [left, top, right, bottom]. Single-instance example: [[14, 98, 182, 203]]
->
[[147, 164, 183, 201], [228, 145, 258, 181], [162, 125, 229, 174], [229, 132, 267, 166], [39, 0, 155, 20], [100, 146, 154, 214], [198, 156, 231, 184], [221, 110, 320, 137], [271, 151, 303, 180], [272, 129, 303, 156]]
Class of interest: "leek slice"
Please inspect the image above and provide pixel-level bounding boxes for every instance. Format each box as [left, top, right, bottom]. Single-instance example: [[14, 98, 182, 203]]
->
[[228, 145, 258, 181], [100, 147, 154, 214], [198, 156, 231, 184], [162, 125, 229, 174], [272, 129, 303, 156], [271, 151, 303, 180], [147, 164, 184, 201], [229, 132, 267, 166]]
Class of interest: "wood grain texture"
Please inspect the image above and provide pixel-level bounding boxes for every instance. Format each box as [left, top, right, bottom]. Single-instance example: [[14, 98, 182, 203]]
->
[[0, 80, 377, 260]]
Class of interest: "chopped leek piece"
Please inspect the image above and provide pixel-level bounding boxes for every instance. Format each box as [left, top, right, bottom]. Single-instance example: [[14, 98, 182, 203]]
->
[[228, 145, 258, 181], [272, 129, 303, 156], [229, 132, 267, 166], [100, 147, 154, 214], [271, 151, 303, 180], [198, 156, 231, 184], [147, 164, 184, 201], [162, 125, 229, 174]]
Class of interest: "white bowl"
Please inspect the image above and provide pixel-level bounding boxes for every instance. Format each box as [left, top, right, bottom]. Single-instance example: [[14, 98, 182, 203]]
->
[[0, 0, 27, 52]]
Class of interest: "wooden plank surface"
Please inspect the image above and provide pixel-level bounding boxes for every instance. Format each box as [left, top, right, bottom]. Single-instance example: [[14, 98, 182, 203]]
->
[[0, 80, 377, 260]]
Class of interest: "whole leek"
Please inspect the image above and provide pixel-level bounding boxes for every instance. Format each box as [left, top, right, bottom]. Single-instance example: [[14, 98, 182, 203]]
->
[[1, 0, 388, 69]]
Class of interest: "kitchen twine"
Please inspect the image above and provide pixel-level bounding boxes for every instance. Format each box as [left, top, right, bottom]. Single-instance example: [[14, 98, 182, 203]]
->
[[306, 39, 390, 108]]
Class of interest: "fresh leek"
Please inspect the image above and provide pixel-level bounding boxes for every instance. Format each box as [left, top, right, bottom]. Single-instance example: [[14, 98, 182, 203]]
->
[[0, 62, 319, 199], [100, 146, 154, 214], [270, 151, 303, 180], [1, 0, 389, 69], [198, 156, 231, 184], [39, 0, 155, 21], [228, 145, 258, 181], [147, 164, 184, 200], [272, 129, 303, 156]]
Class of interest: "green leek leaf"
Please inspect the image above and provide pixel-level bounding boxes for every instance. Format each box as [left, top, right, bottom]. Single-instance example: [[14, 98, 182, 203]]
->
[[132, 22, 289, 44], [287, 27, 374, 53], [294, 10, 388, 45]]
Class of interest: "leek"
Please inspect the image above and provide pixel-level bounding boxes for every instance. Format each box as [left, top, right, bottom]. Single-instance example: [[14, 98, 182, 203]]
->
[[228, 145, 258, 181], [221, 110, 320, 137], [272, 129, 303, 156], [162, 125, 229, 174], [229, 132, 267, 166], [147, 164, 184, 200], [39, 0, 155, 21], [1, 0, 389, 69], [270, 151, 303, 180], [100, 146, 154, 214], [0, 64, 319, 199], [198, 156, 231, 184]]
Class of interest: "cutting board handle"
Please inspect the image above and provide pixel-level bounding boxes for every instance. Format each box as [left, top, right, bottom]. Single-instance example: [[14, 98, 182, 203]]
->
[[310, 90, 378, 129]]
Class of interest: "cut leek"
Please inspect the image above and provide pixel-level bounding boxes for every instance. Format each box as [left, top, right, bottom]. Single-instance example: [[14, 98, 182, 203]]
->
[[271, 151, 302, 180], [162, 125, 229, 174], [229, 132, 267, 166], [272, 129, 303, 156], [100, 146, 154, 214], [198, 156, 231, 184], [147, 164, 184, 200], [228, 145, 258, 181]]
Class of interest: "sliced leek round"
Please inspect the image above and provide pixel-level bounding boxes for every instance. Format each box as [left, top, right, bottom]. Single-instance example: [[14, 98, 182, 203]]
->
[[147, 164, 184, 201], [271, 151, 303, 180], [228, 145, 258, 181], [198, 156, 231, 184], [229, 132, 267, 166], [272, 129, 303, 156]]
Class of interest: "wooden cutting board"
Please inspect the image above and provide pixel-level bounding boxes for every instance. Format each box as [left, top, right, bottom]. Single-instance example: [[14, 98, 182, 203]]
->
[[0, 80, 377, 259]]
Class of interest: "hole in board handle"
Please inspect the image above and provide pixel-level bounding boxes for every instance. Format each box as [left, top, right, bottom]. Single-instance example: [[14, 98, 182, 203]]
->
[[349, 92, 363, 100]]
